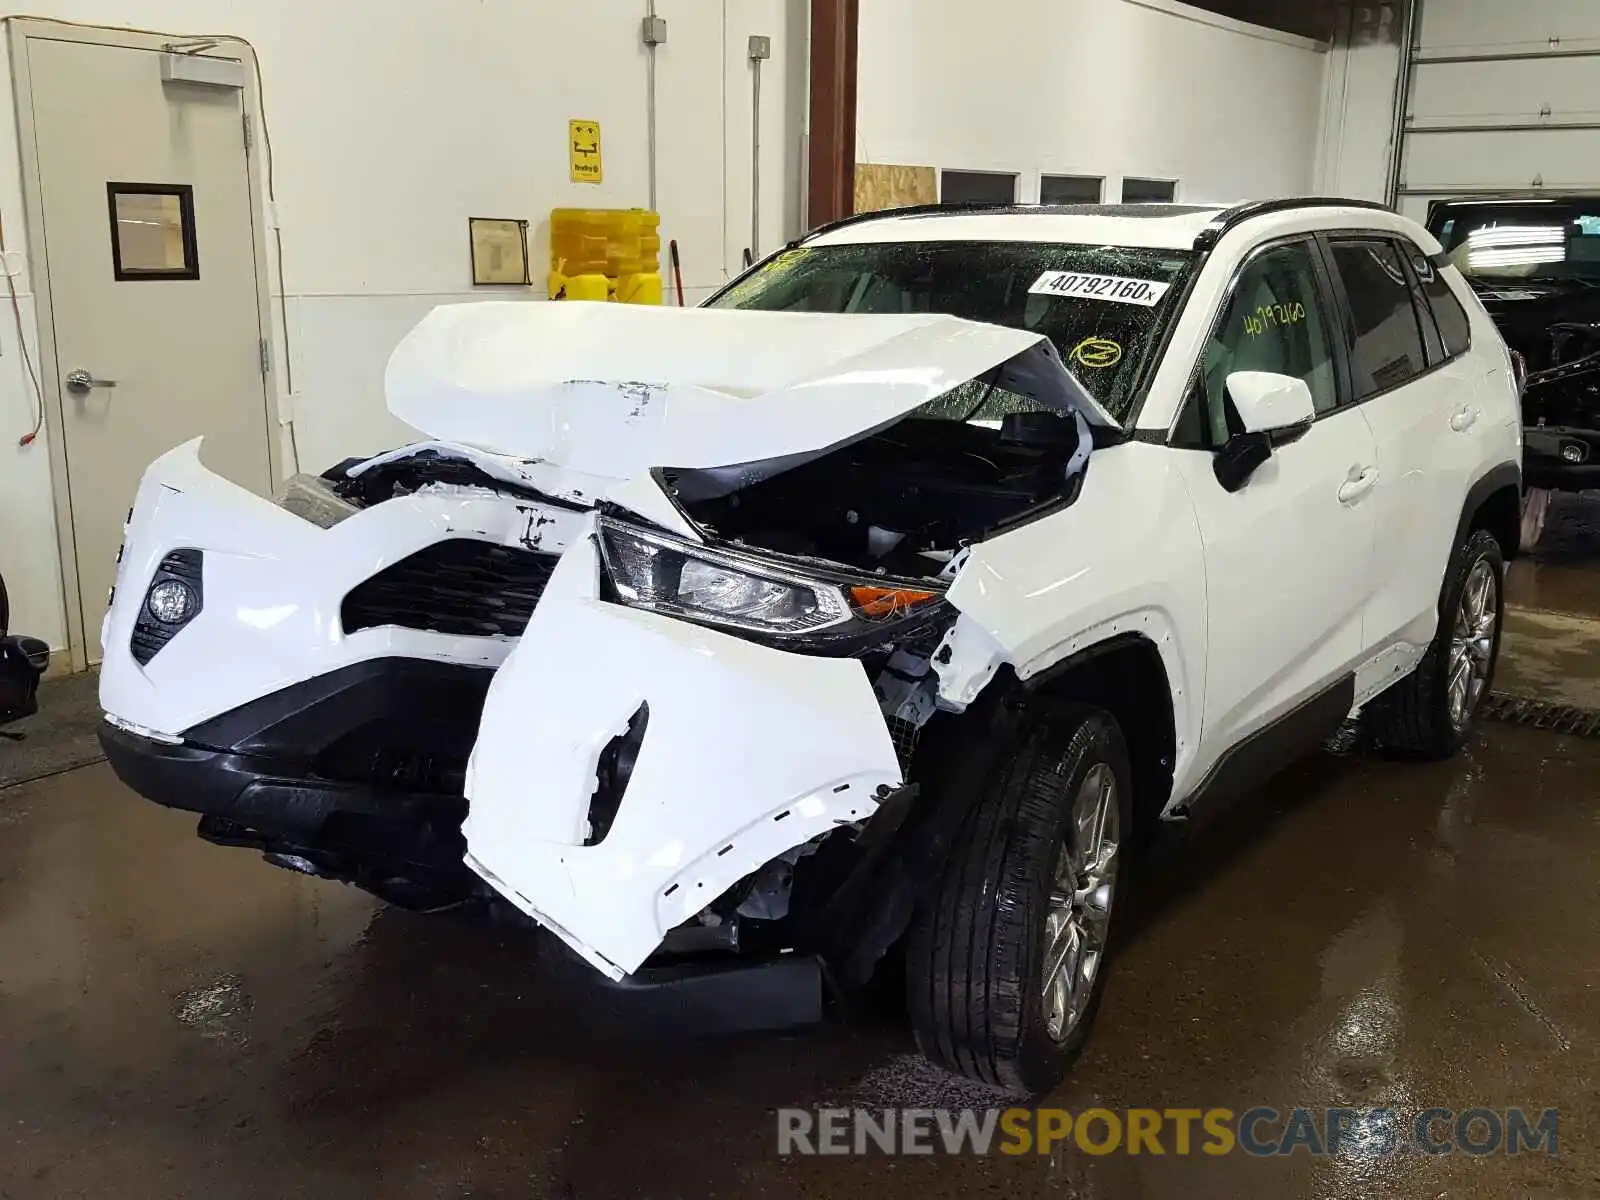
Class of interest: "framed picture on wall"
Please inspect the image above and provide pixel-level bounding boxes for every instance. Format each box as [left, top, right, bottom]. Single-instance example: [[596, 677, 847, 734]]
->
[[469, 217, 531, 286]]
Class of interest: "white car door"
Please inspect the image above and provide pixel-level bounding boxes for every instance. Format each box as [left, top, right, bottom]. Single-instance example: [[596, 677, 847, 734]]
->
[[1324, 235, 1474, 669], [1167, 237, 1380, 806]]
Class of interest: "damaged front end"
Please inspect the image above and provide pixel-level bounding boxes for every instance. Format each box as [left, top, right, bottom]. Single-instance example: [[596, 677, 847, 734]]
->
[[106, 301, 1109, 989], [419, 304, 1110, 981]]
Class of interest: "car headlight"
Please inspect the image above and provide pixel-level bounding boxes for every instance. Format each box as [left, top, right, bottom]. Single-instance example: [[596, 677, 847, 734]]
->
[[597, 519, 946, 645]]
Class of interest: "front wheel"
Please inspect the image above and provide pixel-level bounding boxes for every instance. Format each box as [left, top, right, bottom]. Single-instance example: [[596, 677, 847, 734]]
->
[[906, 701, 1133, 1096], [1366, 528, 1505, 759]]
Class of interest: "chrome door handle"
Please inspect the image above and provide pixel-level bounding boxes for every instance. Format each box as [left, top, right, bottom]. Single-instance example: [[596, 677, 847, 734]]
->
[[1338, 466, 1379, 505], [65, 368, 116, 394], [1450, 406, 1480, 433]]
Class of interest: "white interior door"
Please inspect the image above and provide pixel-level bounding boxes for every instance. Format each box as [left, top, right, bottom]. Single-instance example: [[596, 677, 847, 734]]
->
[[26, 35, 273, 662]]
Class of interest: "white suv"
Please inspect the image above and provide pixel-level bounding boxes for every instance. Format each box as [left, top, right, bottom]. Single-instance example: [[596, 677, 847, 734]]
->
[[100, 199, 1522, 1095]]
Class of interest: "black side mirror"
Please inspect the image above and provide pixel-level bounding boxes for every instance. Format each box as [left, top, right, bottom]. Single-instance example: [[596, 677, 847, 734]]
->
[[1213, 431, 1273, 493]]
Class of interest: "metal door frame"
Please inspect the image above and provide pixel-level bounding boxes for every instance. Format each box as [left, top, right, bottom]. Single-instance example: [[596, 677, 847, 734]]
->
[[1389, 0, 1600, 207], [8, 19, 284, 672]]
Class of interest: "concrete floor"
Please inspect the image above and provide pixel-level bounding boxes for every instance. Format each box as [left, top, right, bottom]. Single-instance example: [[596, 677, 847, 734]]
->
[[2, 500, 1598, 1199]]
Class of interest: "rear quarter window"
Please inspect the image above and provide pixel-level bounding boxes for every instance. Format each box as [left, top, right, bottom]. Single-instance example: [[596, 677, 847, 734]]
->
[[1408, 247, 1472, 359]]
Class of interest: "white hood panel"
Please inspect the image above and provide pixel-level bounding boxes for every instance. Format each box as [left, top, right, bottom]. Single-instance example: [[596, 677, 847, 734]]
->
[[384, 302, 1090, 482]]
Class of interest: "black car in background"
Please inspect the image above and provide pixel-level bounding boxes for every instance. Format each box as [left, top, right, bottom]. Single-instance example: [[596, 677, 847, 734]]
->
[[1428, 197, 1600, 507], [0, 571, 47, 732]]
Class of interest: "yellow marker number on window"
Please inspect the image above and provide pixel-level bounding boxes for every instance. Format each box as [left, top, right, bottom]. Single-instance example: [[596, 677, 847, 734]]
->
[[1243, 301, 1306, 338]]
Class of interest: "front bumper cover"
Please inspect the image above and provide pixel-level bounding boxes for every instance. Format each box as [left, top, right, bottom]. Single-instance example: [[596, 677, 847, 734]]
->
[[103, 448, 907, 978], [463, 525, 904, 980]]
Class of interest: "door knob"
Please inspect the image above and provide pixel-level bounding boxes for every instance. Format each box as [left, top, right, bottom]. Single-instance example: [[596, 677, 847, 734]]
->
[[65, 368, 116, 394]]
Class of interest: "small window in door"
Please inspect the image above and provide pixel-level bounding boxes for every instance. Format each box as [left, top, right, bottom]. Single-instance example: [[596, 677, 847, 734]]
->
[[1179, 240, 1339, 448], [1122, 178, 1177, 204], [1408, 246, 1472, 359], [1040, 175, 1103, 205], [940, 170, 1017, 205], [107, 183, 198, 281], [1328, 238, 1428, 399]]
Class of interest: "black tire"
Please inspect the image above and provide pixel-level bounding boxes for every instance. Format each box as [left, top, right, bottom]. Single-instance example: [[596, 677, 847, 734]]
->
[[1366, 528, 1505, 759], [906, 701, 1133, 1096]]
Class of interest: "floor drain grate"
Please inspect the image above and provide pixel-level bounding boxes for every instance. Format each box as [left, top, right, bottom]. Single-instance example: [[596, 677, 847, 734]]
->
[[1480, 692, 1600, 738]]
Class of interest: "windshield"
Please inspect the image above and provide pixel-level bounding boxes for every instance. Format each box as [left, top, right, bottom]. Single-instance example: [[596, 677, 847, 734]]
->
[[707, 240, 1193, 423], [1433, 201, 1600, 283]]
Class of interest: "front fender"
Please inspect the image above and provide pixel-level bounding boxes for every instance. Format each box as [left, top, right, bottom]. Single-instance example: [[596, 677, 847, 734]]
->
[[939, 443, 1207, 795]]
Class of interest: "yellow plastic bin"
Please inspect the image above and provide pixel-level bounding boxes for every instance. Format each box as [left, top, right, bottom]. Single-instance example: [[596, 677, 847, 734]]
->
[[549, 208, 662, 303]]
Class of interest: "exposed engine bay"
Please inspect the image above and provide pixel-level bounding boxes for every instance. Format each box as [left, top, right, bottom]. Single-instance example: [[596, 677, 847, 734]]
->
[[675, 401, 1093, 578]]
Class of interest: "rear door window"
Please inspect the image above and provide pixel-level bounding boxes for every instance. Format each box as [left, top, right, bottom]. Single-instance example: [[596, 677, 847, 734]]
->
[[1327, 238, 1430, 399]]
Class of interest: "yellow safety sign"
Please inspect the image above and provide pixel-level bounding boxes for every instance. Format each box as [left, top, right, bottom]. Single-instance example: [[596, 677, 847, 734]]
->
[[569, 119, 603, 184]]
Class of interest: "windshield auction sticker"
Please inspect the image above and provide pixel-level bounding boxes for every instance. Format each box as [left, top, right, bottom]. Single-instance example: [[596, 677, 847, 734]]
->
[[1030, 270, 1171, 306]]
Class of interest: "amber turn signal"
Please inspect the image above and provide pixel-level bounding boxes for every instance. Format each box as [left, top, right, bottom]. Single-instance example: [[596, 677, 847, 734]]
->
[[849, 586, 939, 617]]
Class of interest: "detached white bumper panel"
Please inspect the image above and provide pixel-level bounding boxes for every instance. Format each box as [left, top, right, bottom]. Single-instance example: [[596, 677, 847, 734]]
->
[[462, 532, 902, 979], [99, 439, 587, 737]]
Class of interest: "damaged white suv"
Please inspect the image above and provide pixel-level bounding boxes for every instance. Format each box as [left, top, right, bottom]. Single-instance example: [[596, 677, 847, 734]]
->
[[101, 199, 1522, 1094]]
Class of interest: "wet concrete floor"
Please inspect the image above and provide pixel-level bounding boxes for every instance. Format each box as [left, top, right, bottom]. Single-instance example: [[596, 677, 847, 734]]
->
[[2, 500, 1598, 1199], [4, 741, 1598, 1197]]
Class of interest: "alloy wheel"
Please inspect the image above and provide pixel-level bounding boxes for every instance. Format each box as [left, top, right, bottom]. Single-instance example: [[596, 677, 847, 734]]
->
[[1448, 556, 1498, 730], [1041, 762, 1120, 1043]]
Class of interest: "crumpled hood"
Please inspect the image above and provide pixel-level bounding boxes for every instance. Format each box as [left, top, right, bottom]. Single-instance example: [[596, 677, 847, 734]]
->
[[384, 302, 1112, 485]]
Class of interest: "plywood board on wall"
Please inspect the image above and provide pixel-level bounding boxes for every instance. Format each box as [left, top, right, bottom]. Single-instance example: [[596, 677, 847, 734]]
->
[[855, 163, 937, 214]]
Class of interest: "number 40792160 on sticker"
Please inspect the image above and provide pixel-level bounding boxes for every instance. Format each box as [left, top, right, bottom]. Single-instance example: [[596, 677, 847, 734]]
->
[[1029, 270, 1171, 307]]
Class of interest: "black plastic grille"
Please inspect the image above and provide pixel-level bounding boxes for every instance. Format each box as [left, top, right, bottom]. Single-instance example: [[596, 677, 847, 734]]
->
[[886, 716, 922, 774], [130, 549, 203, 666], [342, 539, 559, 639]]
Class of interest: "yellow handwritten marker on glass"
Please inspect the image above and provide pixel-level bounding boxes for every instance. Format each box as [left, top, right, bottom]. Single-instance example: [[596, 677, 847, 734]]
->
[[1071, 336, 1123, 369]]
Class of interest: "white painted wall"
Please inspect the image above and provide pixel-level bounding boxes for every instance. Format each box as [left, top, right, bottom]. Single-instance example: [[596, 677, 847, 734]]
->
[[1314, 4, 1403, 203], [0, 0, 806, 655], [856, 0, 1328, 207]]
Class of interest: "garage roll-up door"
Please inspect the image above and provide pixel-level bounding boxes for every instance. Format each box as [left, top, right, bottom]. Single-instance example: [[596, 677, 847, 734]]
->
[[1395, 0, 1600, 222]]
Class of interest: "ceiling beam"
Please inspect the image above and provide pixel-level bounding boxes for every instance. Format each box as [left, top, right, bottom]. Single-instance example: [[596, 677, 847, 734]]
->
[[807, 0, 859, 229]]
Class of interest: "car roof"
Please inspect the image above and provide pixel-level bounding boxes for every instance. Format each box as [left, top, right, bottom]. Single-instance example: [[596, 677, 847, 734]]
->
[[802, 199, 1400, 253]]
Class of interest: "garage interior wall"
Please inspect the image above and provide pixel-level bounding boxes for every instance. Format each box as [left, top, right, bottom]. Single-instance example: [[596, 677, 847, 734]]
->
[[0, 0, 808, 657], [1314, 2, 1404, 200], [1396, 0, 1600, 220], [1314, 0, 1600, 210], [856, 0, 1328, 206]]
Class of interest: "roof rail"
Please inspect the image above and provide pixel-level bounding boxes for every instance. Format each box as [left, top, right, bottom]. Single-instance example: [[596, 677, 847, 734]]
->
[[790, 202, 1024, 248], [1192, 197, 1396, 250]]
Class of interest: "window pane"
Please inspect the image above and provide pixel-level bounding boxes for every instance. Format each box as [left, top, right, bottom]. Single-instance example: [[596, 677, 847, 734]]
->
[[940, 170, 1016, 205], [1190, 242, 1337, 446], [1398, 242, 1445, 366], [1409, 246, 1472, 358], [1122, 178, 1176, 204], [711, 240, 1193, 423], [1040, 175, 1103, 205], [108, 185, 196, 279], [1329, 239, 1428, 398]]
